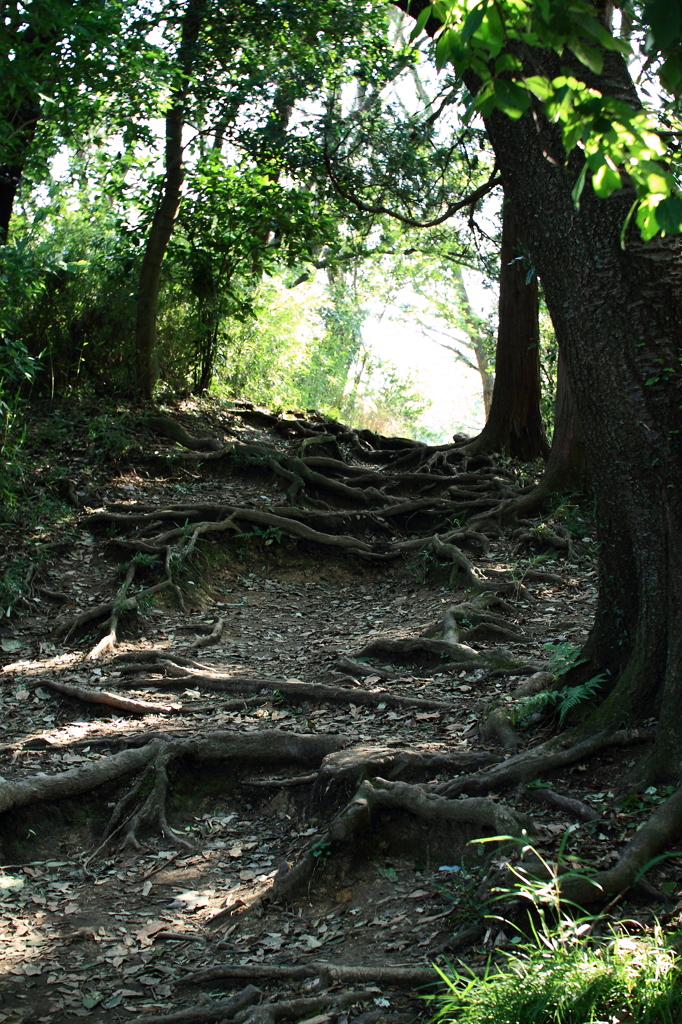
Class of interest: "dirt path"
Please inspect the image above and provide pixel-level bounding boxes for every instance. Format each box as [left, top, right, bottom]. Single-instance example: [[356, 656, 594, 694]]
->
[[0, 397, 669, 1024]]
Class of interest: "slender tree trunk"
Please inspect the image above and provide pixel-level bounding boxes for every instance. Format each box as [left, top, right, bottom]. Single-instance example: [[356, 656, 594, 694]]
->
[[135, 105, 185, 397], [461, 199, 549, 459], [135, 0, 204, 398], [502, 350, 586, 518], [542, 350, 585, 494], [450, 267, 494, 418], [474, 342, 494, 419]]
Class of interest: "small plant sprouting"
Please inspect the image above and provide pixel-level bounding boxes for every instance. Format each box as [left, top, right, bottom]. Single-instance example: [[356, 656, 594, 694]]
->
[[543, 640, 587, 676]]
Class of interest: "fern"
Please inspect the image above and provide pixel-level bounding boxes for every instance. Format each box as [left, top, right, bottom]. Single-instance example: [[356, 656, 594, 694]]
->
[[515, 673, 606, 724], [556, 674, 606, 723], [543, 640, 587, 677]]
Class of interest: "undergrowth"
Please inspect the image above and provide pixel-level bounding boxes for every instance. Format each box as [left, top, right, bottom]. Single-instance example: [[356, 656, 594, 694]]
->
[[429, 840, 682, 1024]]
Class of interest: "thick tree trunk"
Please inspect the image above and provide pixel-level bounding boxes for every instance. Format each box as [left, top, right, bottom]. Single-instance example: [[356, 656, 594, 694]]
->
[[461, 199, 549, 459], [396, 0, 682, 783], [135, 0, 204, 399], [480, 60, 682, 782]]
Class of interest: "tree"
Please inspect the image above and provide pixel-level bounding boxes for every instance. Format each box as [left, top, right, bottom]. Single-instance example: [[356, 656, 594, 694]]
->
[[459, 197, 549, 458], [133, 0, 398, 397], [391, 0, 682, 802], [135, 0, 205, 398], [0, 0, 155, 244]]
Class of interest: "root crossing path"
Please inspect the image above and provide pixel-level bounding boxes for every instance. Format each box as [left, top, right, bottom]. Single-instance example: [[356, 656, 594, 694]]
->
[[0, 400, 663, 1024]]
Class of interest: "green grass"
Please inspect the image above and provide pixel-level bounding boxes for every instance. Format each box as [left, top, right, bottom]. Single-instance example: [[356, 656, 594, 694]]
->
[[429, 840, 682, 1024], [430, 927, 681, 1024]]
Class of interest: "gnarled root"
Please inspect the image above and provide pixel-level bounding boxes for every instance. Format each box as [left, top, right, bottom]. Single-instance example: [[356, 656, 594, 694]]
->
[[479, 707, 521, 751], [271, 777, 534, 902], [312, 745, 499, 808], [559, 783, 682, 905], [435, 727, 655, 798], [0, 731, 345, 850], [142, 984, 261, 1024]]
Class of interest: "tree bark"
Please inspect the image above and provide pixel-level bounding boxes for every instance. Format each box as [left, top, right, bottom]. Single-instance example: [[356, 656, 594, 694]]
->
[[502, 350, 586, 519], [135, 0, 204, 399], [482, 62, 682, 781], [395, 1, 682, 783], [460, 198, 549, 459], [542, 350, 585, 495], [452, 267, 495, 418]]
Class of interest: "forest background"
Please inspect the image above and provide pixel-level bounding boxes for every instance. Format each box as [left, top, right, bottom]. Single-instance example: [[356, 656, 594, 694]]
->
[[0, 0, 558, 450], [4, 2, 682, 1021]]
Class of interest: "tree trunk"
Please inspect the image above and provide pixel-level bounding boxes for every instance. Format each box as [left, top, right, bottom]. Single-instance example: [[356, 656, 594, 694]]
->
[[135, 0, 204, 399], [481, 60, 682, 782], [504, 350, 586, 518], [396, 0, 682, 783], [451, 267, 494, 418], [542, 350, 585, 495], [460, 199, 549, 459], [0, 99, 41, 244], [477, 346, 494, 420]]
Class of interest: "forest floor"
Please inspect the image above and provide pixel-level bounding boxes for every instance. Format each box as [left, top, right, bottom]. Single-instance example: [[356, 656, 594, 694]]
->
[[0, 393, 676, 1024]]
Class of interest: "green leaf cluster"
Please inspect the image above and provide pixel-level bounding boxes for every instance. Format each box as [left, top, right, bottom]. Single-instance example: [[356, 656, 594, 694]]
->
[[411, 0, 682, 240]]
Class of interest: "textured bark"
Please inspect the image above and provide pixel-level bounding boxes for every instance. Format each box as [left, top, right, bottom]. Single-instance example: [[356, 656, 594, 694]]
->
[[541, 350, 586, 494], [395, 1, 682, 784], [135, 0, 204, 398], [462, 199, 549, 459], [480, 70, 682, 781]]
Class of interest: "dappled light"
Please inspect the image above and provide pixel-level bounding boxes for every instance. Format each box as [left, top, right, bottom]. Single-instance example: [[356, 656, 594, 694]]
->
[[4, 0, 682, 1022]]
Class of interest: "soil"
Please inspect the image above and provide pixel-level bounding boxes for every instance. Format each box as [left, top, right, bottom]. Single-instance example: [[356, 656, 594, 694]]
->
[[0, 395, 677, 1024]]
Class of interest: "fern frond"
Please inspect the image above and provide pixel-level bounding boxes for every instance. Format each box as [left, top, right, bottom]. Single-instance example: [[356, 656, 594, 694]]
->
[[557, 674, 606, 723]]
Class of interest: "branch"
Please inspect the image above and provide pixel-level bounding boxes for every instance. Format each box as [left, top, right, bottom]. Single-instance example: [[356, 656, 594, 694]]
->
[[323, 141, 501, 228]]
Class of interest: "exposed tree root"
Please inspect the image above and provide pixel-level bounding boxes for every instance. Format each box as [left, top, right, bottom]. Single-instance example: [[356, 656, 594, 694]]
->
[[185, 616, 224, 651], [270, 777, 534, 902], [54, 579, 173, 640], [312, 745, 499, 806], [435, 727, 655, 797], [353, 636, 485, 668], [0, 731, 343, 833], [143, 984, 261, 1024], [146, 988, 378, 1024], [559, 783, 682, 905], [148, 413, 224, 452], [40, 677, 181, 716], [479, 707, 521, 751], [111, 661, 459, 712], [528, 786, 601, 822], [182, 962, 440, 989], [88, 562, 136, 659], [0, 741, 163, 814]]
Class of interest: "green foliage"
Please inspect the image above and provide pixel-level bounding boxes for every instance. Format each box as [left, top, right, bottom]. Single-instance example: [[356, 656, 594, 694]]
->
[[513, 642, 606, 723], [516, 674, 605, 724], [429, 839, 682, 1024], [416, 0, 682, 240], [543, 641, 587, 677]]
